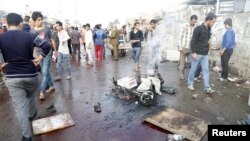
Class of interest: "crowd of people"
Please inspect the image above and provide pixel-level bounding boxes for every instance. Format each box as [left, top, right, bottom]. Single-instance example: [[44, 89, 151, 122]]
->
[[1, 10, 248, 141]]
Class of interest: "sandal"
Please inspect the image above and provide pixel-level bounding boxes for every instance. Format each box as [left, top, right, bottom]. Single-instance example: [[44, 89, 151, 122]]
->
[[39, 92, 45, 101], [46, 104, 57, 113], [46, 87, 55, 93]]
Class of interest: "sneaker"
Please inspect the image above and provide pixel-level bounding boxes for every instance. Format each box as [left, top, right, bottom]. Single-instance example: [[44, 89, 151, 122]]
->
[[66, 75, 71, 80], [187, 85, 195, 91], [54, 76, 62, 81], [219, 78, 225, 81], [22, 136, 32, 141], [204, 88, 215, 94], [28, 110, 37, 121], [194, 77, 201, 83], [39, 92, 45, 101], [46, 87, 55, 93], [219, 77, 229, 82]]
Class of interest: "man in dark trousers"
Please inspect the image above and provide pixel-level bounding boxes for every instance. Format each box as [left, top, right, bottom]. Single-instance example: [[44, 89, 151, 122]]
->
[[0, 13, 51, 141]]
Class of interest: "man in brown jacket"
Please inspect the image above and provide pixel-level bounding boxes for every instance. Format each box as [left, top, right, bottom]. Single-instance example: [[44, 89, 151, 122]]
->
[[109, 25, 119, 61]]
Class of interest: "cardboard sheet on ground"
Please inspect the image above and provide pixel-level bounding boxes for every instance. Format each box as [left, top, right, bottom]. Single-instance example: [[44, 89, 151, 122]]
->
[[117, 76, 137, 89], [32, 113, 75, 135], [144, 108, 209, 141], [119, 43, 132, 49]]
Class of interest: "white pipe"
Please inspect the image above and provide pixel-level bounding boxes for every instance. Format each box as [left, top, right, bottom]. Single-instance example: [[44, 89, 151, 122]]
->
[[216, 0, 220, 14]]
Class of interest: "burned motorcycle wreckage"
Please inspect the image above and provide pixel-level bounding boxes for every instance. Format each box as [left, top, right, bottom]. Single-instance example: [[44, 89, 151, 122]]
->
[[112, 73, 176, 106]]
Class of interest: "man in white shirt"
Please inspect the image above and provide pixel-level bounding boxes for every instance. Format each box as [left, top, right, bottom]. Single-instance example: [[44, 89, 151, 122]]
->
[[85, 23, 94, 66], [54, 21, 72, 81], [178, 15, 198, 80]]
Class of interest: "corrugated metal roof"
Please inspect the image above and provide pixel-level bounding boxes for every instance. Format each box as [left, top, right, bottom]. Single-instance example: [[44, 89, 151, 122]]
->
[[186, 0, 235, 5]]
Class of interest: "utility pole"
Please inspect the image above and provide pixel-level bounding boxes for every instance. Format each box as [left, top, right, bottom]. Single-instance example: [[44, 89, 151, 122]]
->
[[216, 0, 220, 15]]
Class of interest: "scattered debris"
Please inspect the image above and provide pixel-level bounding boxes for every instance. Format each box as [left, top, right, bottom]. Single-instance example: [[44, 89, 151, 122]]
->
[[161, 86, 177, 94], [120, 95, 133, 100], [94, 102, 101, 113], [236, 79, 249, 84], [46, 104, 56, 113], [167, 134, 185, 141], [216, 91, 223, 96], [204, 97, 212, 103], [160, 60, 169, 63], [216, 116, 225, 122], [135, 101, 138, 104], [227, 78, 249, 84], [192, 94, 199, 100], [194, 110, 199, 113], [235, 84, 240, 87], [236, 95, 240, 98]]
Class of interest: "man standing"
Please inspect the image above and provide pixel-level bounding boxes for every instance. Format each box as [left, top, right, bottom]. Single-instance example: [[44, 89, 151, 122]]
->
[[85, 23, 94, 66], [220, 18, 235, 81], [109, 25, 119, 61], [31, 11, 56, 100], [93, 24, 106, 62], [81, 25, 87, 59], [0, 13, 50, 141], [130, 22, 144, 71], [54, 21, 72, 80], [178, 15, 198, 80], [187, 13, 216, 94], [23, 15, 31, 32], [146, 19, 160, 75], [70, 27, 82, 59]]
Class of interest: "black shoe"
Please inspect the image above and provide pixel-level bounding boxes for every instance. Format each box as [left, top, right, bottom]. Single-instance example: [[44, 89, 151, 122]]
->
[[46, 104, 57, 113], [28, 110, 37, 121], [94, 102, 101, 113], [22, 136, 32, 141]]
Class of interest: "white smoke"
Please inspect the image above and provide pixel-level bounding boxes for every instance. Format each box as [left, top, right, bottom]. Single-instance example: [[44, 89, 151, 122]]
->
[[146, 13, 176, 75]]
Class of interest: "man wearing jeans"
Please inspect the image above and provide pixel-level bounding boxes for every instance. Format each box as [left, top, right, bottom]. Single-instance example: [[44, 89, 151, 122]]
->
[[0, 13, 50, 141], [130, 22, 144, 71], [187, 13, 216, 94], [54, 21, 72, 80], [31, 11, 56, 100]]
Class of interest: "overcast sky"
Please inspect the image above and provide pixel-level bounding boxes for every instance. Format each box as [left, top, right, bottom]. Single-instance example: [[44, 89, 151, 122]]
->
[[0, 0, 186, 27]]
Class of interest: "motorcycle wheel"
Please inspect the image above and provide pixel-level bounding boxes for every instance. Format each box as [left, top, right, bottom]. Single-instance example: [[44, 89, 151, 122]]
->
[[138, 91, 156, 106]]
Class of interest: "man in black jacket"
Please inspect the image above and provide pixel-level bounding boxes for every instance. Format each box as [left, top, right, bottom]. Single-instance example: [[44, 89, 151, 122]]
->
[[187, 13, 216, 94]]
